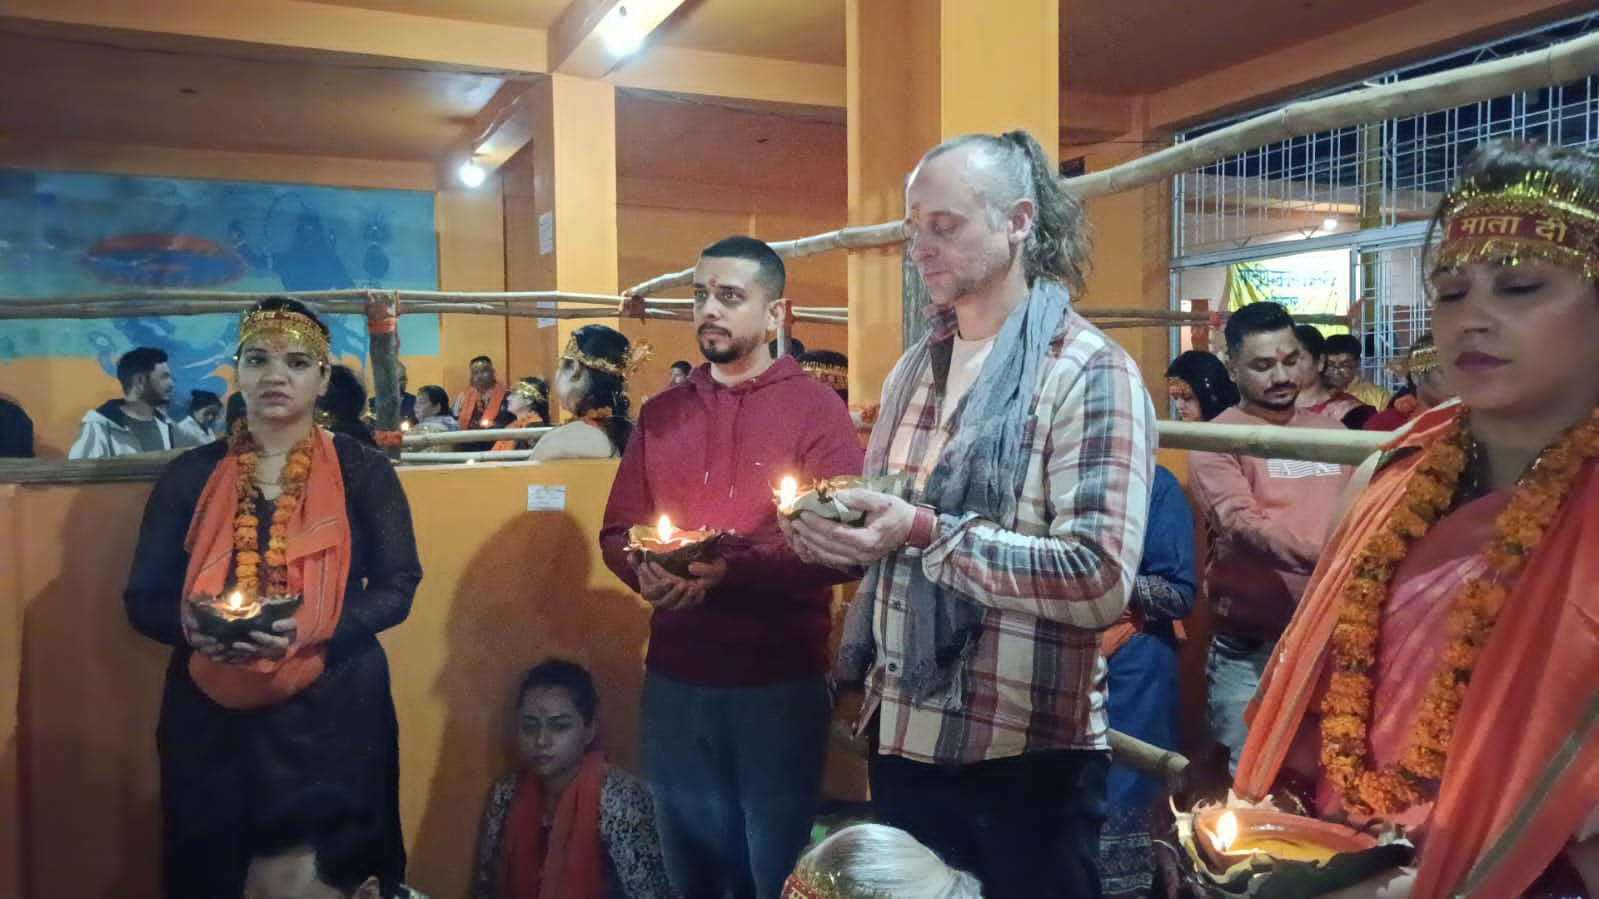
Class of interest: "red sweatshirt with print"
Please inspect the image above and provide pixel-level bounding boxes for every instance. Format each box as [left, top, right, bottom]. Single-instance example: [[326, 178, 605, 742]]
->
[[600, 356, 865, 686]]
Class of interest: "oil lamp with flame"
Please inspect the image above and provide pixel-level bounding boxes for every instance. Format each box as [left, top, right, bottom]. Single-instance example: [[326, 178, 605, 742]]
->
[[627, 514, 723, 578], [1178, 802, 1411, 897], [772, 474, 907, 525], [187, 588, 302, 644]]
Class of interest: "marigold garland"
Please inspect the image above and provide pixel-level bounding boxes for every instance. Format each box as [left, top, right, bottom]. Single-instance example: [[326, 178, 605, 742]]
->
[[229, 420, 316, 600], [1320, 406, 1599, 815]]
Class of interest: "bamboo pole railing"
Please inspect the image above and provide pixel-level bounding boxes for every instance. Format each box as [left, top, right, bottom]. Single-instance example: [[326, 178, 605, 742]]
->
[[0, 419, 1385, 483], [623, 29, 1599, 299], [401, 426, 551, 448], [0, 290, 848, 326], [400, 450, 535, 464]]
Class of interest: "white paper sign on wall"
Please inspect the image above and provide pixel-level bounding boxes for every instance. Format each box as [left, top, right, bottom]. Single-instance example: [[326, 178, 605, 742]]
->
[[526, 484, 567, 511]]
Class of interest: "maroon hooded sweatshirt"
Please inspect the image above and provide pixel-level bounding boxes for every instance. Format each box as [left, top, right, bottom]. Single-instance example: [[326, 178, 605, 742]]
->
[[600, 356, 865, 687]]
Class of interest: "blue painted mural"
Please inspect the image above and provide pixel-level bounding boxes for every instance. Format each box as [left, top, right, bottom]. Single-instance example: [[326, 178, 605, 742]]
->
[[0, 168, 439, 407]]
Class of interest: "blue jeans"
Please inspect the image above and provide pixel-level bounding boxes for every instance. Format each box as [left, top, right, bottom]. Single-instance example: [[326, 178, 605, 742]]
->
[[641, 672, 830, 899], [1206, 636, 1276, 775]]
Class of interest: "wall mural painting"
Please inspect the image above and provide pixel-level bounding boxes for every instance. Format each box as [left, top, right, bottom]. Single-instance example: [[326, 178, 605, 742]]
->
[[0, 168, 439, 411]]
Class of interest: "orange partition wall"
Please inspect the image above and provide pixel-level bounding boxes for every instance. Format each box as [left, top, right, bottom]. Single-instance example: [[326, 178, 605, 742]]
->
[[1, 460, 868, 898]]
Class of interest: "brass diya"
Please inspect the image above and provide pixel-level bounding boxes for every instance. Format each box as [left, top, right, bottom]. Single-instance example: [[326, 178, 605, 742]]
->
[[187, 591, 303, 644], [1176, 800, 1412, 898], [774, 474, 908, 526], [627, 515, 724, 578]]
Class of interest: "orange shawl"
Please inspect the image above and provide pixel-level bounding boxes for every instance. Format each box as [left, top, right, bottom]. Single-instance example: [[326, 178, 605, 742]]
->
[[459, 383, 507, 431], [491, 413, 543, 453], [1235, 404, 1599, 898], [182, 429, 351, 710], [502, 751, 607, 899]]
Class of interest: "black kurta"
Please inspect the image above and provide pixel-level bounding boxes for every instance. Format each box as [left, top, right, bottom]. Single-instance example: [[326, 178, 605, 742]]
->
[[124, 434, 422, 899]]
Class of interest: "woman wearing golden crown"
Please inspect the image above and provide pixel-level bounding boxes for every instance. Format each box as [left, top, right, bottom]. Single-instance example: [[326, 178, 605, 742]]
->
[[1233, 140, 1599, 897], [529, 324, 646, 462], [124, 297, 422, 899]]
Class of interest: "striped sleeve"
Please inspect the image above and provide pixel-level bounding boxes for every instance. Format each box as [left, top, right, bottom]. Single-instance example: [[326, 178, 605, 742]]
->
[[920, 342, 1156, 629]]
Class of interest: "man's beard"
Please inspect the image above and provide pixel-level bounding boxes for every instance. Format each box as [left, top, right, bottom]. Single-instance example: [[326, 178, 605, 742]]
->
[[698, 329, 762, 365], [1251, 383, 1299, 410], [139, 384, 167, 407]]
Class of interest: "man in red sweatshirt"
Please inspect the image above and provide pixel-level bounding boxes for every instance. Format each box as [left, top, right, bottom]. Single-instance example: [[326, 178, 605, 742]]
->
[[1189, 301, 1351, 775], [600, 236, 864, 899]]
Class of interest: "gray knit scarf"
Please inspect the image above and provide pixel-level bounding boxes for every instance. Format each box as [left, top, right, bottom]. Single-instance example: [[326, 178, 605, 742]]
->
[[839, 278, 1071, 705]]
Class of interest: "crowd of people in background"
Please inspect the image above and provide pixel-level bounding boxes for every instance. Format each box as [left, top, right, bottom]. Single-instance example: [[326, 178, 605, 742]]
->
[[7, 131, 1582, 899]]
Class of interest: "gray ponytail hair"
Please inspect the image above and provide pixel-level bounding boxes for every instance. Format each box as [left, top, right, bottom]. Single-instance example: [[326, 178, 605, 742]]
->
[[922, 129, 1091, 296], [792, 824, 984, 899]]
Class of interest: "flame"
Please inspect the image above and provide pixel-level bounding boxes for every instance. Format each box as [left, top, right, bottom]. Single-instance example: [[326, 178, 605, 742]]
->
[[1213, 810, 1238, 853], [226, 591, 244, 612], [480, 418, 492, 427], [656, 515, 675, 543], [778, 476, 798, 511], [400, 421, 411, 432]]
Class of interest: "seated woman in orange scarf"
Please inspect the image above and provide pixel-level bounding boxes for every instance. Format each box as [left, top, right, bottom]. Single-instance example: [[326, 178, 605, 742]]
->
[[490, 378, 551, 452], [124, 297, 422, 899], [1234, 140, 1599, 898], [471, 660, 673, 899]]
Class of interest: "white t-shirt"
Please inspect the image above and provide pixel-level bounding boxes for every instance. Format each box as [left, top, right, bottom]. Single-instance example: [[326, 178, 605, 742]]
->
[[941, 333, 997, 422]]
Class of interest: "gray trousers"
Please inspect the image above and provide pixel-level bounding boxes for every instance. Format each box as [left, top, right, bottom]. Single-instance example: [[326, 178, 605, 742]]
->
[[640, 671, 830, 899]]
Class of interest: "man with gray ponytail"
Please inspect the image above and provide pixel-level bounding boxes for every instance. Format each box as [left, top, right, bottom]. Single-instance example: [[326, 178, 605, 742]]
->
[[783, 130, 1157, 898]]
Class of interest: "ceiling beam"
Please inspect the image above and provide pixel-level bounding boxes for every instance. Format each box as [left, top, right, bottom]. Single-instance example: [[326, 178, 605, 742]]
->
[[608, 46, 847, 109], [0, 0, 549, 73], [439, 81, 541, 186], [548, 0, 689, 79], [1146, 0, 1588, 130]]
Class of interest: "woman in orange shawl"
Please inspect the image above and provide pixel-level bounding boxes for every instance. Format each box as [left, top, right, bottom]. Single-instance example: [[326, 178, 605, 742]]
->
[[1234, 140, 1599, 898], [124, 297, 422, 899], [471, 660, 673, 899]]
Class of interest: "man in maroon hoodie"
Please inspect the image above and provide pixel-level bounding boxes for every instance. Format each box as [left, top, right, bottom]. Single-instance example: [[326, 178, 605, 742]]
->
[[600, 236, 864, 899]]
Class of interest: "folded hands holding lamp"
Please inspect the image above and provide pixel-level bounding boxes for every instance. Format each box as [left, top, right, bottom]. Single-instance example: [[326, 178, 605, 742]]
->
[[779, 486, 922, 568]]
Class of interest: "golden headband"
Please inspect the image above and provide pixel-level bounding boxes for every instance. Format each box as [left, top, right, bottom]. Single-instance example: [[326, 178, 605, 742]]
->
[[801, 362, 848, 391], [780, 870, 853, 899], [238, 308, 331, 361], [1436, 170, 1599, 283], [561, 334, 653, 381], [1408, 343, 1440, 376], [1166, 376, 1195, 395], [511, 380, 547, 405]]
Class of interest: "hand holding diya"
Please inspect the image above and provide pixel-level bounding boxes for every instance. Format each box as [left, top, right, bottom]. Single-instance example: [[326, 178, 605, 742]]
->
[[1176, 799, 1412, 898], [774, 474, 908, 526], [186, 589, 303, 645], [627, 515, 724, 578]]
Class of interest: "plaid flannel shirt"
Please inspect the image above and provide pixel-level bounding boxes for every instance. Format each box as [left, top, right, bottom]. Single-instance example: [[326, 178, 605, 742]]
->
[[858, 307, 1157, 764]]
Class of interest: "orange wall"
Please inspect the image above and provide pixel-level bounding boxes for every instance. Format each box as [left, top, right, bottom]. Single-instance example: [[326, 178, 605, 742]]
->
[[1, 460, 866, 897]]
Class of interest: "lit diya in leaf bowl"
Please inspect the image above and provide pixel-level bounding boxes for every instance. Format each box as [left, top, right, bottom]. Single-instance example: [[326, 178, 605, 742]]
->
[[774, 474, 909, 526], [627, 515, 725, 578], [186, 590, 303, 644], [1177, 800, 1412, 898]]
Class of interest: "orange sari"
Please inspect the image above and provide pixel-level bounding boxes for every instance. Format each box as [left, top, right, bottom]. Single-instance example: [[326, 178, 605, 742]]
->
[[502, 751, 607, 899], [1236, 404, 1599, 898], [182, 429, 351, 710]]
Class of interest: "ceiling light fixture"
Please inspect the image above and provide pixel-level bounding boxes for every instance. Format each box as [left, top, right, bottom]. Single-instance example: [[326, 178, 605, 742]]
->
[[457, 159, 487, 188], [602, 4, 647, 59]]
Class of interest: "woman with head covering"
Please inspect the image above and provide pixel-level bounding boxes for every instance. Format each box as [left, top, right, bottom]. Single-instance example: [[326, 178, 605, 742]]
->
[[782, 824, 982, 899], [1235, 140, 1599, 898]]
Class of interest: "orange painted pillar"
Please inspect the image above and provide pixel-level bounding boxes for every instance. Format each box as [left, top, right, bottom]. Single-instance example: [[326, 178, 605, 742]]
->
[[846, 0, 1060, 405], [436, 185, 509, 396], [518, 74, 619, 386]]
